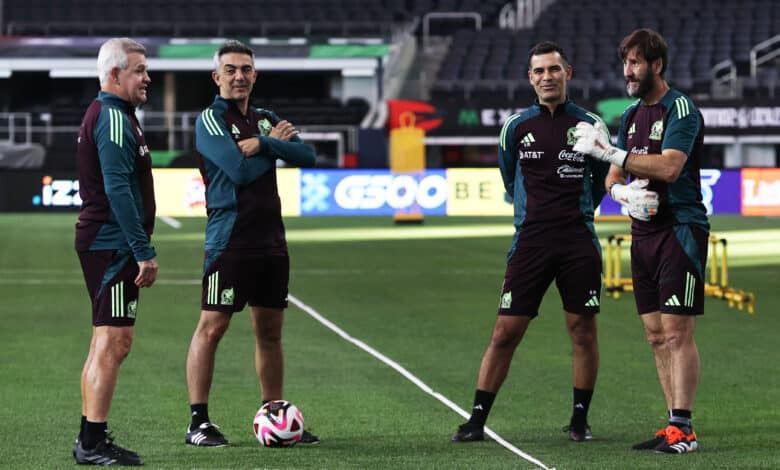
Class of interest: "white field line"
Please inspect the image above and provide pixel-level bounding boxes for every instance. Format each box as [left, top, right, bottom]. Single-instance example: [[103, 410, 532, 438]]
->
[[0, 279, 201, 285], [0, 268, 203, 276], [0, 267, 501, 276], [158, 216, 182, 229], [154, 222, 627, 243], [288, 294, 557, 470]]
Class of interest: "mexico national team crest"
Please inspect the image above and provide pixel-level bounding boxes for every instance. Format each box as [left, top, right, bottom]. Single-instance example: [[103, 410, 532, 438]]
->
[[500, 291, 512, 309], [220, 287, 234, 306], [258, 118, 272, 136], [566, 127, 577, 146], [649, 120, 664, 140], [127, 300, 138, 319]]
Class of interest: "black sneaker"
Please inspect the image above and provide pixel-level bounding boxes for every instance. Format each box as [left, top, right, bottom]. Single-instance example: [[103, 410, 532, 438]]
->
[[451, 422, 484, 442], [563, 424, 593, 442], [73, 434, 143, 466], [632, 427, 668, 450], [185, 422, 229, 447], [298, 430, 320, 445]]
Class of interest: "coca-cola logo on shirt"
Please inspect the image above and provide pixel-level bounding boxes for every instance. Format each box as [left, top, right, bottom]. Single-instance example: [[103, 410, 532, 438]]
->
[[558, 150, 584, 162]]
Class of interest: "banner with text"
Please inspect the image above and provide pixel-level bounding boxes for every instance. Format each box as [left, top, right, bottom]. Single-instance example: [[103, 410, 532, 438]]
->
[[446, 169, 511, 215], [741, 168, 780, 216], [300, 169, 448, 216], [0, 168, 765, 216], [152, 168, 301, 217]]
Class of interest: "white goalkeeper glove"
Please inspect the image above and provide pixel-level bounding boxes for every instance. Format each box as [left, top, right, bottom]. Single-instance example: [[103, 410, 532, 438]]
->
[[610, 179, 659, 221], [573, 121, 628, 168]]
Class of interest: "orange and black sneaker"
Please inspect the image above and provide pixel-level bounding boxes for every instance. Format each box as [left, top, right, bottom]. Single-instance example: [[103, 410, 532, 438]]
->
[[632, 427, 668, 450], [654, 425, 698, 454]]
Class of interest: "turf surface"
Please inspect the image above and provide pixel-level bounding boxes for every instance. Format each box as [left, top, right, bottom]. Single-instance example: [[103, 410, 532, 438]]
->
[[1, 214, 778, 469]]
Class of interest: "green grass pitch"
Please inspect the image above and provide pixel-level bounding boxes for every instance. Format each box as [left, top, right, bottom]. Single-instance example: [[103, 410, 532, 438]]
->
[[1, 214, 779, 469]]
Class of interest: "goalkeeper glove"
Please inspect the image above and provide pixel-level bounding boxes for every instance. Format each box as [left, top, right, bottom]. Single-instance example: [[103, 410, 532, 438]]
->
[[573, 121, 628, 168], [610, 179, 659, 221]]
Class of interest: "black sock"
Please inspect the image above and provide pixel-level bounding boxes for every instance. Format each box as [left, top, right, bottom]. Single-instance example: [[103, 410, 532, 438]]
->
[[79, 415, 86, 441], [467, 389, 496, 427], [190, 403, 210, 429], [82, 421, 107, 450], [669, 409, 692, 432], [262, 399, 270, 405], [570, 388, 594, 430]]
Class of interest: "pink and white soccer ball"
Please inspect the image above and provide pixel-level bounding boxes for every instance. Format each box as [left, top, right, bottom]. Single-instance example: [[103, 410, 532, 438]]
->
[[253, 400, 304, 447]]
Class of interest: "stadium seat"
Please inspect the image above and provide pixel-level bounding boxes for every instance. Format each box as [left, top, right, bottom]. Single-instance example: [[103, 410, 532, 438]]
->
[[176, 22, 220, 37], [89, 22, 133, 37], [47, 21, 91, 36], [262, 22, 310, 37], [132, 22, 177, 37], [6, 21, 47, 36], [743, 68, 779, 98]]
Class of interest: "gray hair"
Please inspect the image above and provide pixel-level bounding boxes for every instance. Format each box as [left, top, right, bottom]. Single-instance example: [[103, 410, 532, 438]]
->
[[97, 38, 146, 85], [213, 39, 255, 70]]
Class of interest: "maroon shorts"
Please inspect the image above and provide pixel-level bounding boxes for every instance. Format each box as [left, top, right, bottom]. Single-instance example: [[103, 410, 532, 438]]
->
[[201, 251, 289, 313], [78, 250, 139, 327], [498, 238, 602, 317], [631, 225, 708, 315]]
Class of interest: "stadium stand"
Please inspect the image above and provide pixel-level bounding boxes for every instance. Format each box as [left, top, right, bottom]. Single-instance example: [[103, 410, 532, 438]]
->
[[2, 0, 540, 37], [3, 0, 408, 38], [1, 0, 778, 169], [6, 0, 774, 102], [430, 0, 780, 101], [0, 0, 392, 118]]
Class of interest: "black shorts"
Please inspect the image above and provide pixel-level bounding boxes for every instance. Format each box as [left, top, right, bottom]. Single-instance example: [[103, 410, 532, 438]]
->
[[78, 250, 139, 327], [631, 225, 708, 315], [201, 250, 289, 313], [498, 238, 602, 317]]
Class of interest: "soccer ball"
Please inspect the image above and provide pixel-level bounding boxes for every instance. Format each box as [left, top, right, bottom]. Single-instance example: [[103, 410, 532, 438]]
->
[[253, 400, 304, 447]]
